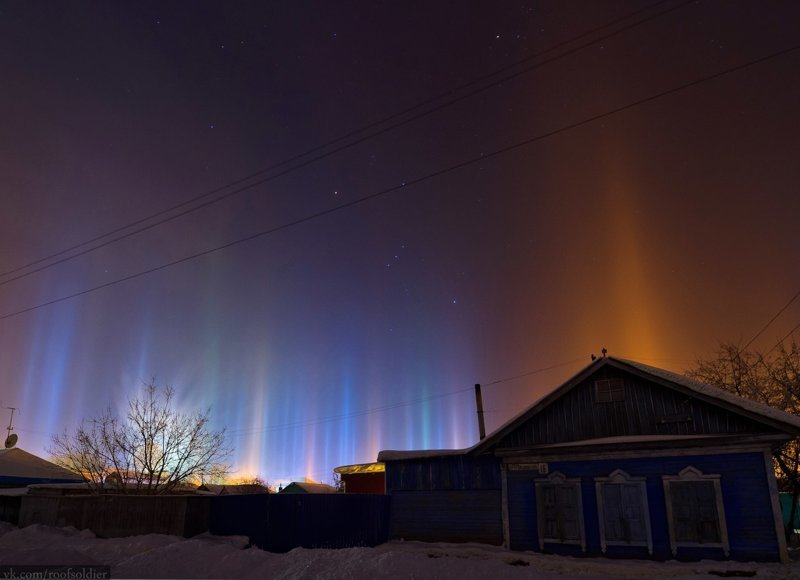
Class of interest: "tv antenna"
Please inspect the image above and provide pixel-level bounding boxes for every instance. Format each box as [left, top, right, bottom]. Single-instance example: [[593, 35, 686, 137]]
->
[[4, 407, 18, 449]]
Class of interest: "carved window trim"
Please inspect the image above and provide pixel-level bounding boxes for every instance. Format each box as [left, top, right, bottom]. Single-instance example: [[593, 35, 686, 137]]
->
[[535, 471, 586, 552], [662, 466, 729, 556], [594, 469, 653, 554]]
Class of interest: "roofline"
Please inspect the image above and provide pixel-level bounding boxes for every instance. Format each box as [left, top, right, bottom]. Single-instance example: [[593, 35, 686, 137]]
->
[[378, 358, 610, 461], [494, 432, 790, 457], [470, 357, 609, 454], [378, 356, 800, 461], [377, 448, 468, 462], [610, 357, 800, 435], [333, 461, 385, 474], [470, 356, 800, 455]]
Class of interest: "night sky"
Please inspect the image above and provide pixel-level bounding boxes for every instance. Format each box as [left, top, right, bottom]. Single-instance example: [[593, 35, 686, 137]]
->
[[1, 1, 799, 486]]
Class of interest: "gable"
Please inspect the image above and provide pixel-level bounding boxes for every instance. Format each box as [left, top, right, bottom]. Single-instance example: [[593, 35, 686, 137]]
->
[[492, 367, 780, 450], [0, 448, 84, 481]]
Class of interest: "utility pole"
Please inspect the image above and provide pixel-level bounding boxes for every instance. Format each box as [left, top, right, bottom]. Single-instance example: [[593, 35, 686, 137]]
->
[[5, 406, 16, 442], [474, 384, 486, 441]]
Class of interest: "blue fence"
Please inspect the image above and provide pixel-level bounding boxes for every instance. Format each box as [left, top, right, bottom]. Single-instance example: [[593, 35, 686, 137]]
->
[[209, 493, 390, 552], [779, 493, 800, 531]]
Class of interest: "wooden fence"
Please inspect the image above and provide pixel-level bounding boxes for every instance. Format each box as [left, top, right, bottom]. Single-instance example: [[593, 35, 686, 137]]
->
[[9, 492, 390, 552], [18, 494, 210, 538]]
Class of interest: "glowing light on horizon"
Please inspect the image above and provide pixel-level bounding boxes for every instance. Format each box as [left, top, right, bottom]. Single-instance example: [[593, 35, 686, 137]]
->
[[12, 265, 483, 486], [566, 145, 666, 362]]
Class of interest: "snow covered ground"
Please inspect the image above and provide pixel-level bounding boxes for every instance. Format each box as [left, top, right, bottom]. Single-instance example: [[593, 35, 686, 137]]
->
[[0, 522, 797, 579]]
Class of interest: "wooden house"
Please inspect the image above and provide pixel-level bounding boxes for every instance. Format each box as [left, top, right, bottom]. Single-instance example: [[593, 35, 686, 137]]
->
[[377, 357, 800, 562], [0, 448, 85, 487], [197, 483, 270, 495], [333, 462, 386, 494], [279, 481, 338, 494]]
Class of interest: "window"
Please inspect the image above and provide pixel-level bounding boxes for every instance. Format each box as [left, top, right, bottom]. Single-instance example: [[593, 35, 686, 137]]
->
[[663, 466, 729, 556], [535, 471, 586, 551], [595, 469, 652, 554], [595, 378, 625, 403]]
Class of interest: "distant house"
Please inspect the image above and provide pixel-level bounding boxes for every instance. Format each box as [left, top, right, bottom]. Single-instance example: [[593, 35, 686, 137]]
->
[[0, 448, 85, 487], [279, 482, 338, 494], [197, 483, 270, 495], [378, 357, 800, 562], [196, 483, 225, 495], [333, 462, 385, 494]]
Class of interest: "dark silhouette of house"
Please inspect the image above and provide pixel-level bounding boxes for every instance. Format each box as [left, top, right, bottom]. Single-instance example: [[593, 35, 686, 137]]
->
[[378, 357, 800, 562], [0, 448, 85, 487], [279, 481, 338, 494], [333, 462, 385, 494], [197, 483, 270, 495]]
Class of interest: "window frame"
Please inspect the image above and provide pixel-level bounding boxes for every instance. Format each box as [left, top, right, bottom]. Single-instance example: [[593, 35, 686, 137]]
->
[[534, 471, 586, 552], [662, 466, 729, 556], [594, 378, 625, 403], [594, 469, 653, 554]]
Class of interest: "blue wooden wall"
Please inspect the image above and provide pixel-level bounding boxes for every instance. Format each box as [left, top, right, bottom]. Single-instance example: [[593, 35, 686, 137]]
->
[[384, 454, 503, 544], [209, 493, 390, 552], [385, 454, 501, 491], [507, 451, 779, 561], [390, 489, 502, 544]]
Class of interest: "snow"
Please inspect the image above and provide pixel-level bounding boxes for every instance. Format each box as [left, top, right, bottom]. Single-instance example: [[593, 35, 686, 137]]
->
[[0, 522, 796, 579], [615, 357, 800, 432], [377, 449, 466, 461]]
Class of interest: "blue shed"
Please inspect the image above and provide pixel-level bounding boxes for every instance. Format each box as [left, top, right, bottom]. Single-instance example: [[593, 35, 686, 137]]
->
[[378, 357, 799, 562]]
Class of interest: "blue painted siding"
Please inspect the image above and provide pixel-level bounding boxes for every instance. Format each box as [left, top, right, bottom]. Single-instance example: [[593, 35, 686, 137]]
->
[[508, 451, 779, 561], [390, 490, 502, 544], [0, 476, 83, 485], [209, 494, 390, 552], [384, 455, 503, 545], [385, 455, 501, 491]]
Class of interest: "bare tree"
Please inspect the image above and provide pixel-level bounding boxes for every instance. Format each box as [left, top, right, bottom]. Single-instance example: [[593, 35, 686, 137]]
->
[[50, 411, 128, 493], [198, 463, 232, 486], [687, 339, 800, 539], [331, 471, 346, 493], [50, 381, 231, 494]]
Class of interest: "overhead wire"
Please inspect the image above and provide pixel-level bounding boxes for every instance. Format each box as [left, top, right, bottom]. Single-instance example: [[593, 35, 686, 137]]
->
[[227, 359, 582, 438], [2, 41, 798, 323], [484, 358, 584, 386], [742, 289, 800, 351], [0, 0, 695, 287], [227, 387, 474, 438], [764, 321, 800, 356]]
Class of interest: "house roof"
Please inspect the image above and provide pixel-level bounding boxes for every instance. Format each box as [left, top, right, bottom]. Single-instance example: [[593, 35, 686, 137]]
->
[[279, 481, 338, 494], [614, 357, 800, 429], [221, 484, 270, 494], [0, 448, 85, 483], [333, 462, 385, 475], [472, 356, 800, 454], [196, 484, 225, 494], [197, 483, 270, 495], [377, 449, 466, 462], [378, 356, 800, 461]]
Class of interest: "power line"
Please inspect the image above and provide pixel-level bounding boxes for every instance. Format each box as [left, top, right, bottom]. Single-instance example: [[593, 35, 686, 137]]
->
[[2, 41, 797, 322], [484, 358, 584, 385], [764, 321, 800, 356], [227, 387, 474, 438], [0, 0, 694, 287], [227, 359, 584, 438], [743, 289, 800, 350]]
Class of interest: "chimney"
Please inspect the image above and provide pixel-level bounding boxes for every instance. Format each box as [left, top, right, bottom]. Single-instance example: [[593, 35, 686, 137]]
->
[[474, 383, 486, 441]]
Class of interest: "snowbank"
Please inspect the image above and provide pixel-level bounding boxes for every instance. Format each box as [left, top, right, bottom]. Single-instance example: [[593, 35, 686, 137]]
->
[[0, 523, 796, 579]]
